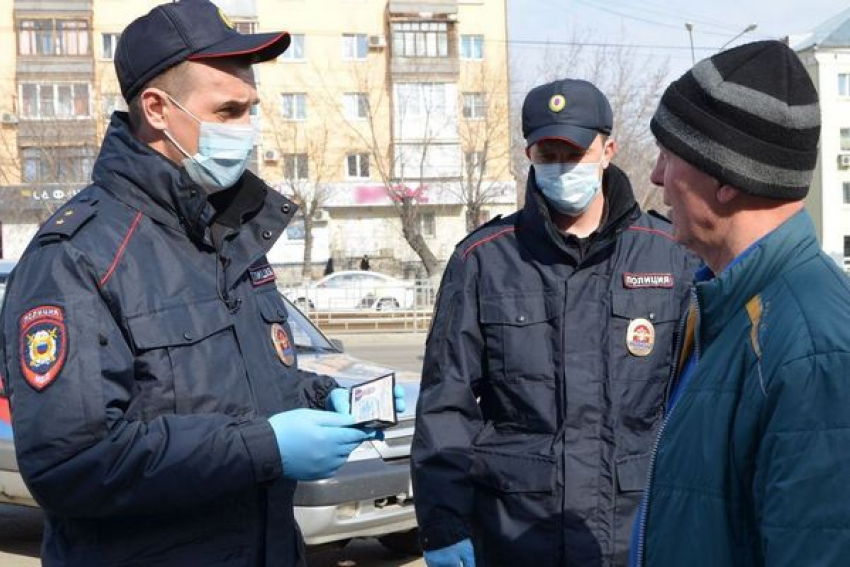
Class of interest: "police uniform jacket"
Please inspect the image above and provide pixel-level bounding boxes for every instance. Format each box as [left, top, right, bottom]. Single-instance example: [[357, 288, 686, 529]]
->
[[0, 113, 336, 567], [411, 165, 698, 566]]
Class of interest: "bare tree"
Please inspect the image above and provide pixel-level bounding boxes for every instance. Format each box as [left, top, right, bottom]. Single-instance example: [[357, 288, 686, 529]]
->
[[322, 62, 443, 277], [512, 29, 671, 213], [261, 96, 334, 279], [455, 63, 514, 232]]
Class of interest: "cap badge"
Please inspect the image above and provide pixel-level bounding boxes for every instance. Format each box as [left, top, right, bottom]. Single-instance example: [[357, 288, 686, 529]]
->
[[626, 318, 655, 357], [549, 94, 566, 113], [218, 8, 235, 30]]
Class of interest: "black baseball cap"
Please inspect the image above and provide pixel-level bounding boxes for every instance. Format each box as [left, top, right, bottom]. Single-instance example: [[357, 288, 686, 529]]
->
[[115, 0, 291, 101], [522, 79, 613, 151]]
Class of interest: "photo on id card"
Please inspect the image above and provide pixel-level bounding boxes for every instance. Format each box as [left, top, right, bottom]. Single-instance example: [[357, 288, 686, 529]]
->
[[349, 373, 397, 429]]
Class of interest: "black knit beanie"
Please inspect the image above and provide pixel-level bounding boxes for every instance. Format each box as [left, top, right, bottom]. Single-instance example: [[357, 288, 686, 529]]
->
[[650, 40, 820, 200]]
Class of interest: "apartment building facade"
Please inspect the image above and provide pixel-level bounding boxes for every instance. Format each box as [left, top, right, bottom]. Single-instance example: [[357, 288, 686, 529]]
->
[[793, 7, 850, 270], [0, 0, 515, 278]]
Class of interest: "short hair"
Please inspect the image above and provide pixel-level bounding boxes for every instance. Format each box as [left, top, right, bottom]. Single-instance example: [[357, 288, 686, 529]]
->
[[127, 61, 193, 133]]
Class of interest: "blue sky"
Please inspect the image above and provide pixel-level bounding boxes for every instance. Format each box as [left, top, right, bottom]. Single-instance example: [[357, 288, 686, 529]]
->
[[508, 0, 849, 94]]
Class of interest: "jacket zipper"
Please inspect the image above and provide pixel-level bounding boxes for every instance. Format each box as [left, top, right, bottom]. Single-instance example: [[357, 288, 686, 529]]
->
[[636, 286, 700, 566]]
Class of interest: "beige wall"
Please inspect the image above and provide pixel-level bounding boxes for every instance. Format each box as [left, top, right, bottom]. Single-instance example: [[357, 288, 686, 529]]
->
[[0, 0, 19, 185]]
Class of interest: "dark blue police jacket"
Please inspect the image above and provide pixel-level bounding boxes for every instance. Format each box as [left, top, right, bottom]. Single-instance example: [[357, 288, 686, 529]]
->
[[0, 113, 337, 567], [412, 165, 699, 567]]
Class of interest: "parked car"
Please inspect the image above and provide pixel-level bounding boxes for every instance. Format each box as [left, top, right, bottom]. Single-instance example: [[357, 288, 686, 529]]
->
[[281, 270, 416, 311], [0, 265, 421, 554]]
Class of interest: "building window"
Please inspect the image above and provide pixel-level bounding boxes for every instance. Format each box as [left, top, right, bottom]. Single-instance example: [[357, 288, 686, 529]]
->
[[840, 74, 850, 97], [19, 18, 90, 56], [463, 93, 487, 119], [20, 83, 90, 119], [396, 83, 448, 117], [343, 93, 369, 120], [459, 34, 483, 60], [342, 33, 368, 60], [346, 153, 370, 179], [281, 34, 305, 61], [233, 21, 257, 34], [841, 128, 850, 151], [845, 236, 850, 260], [101, 32, 120, 59], [391, 22, 448, 58], [280, 93, 306, 120], [21, 146, 96, 183], [418, 212, 436, 237], [283, 153, 308, 180], [844, 182, 850, 205]]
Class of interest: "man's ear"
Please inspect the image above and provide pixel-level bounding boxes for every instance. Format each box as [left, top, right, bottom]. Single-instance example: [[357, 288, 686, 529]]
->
[[140, 88, 169, 132], [716, 184, 740, 205], [602, 139, 617, 167]]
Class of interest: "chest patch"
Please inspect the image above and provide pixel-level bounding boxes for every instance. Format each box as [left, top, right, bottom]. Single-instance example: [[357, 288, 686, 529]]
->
[[249, 263, 276, 287], [270, 323, 295, 367], [626, 318, 655, 357], [623, 272, 674, 289], [20, 306, 68, 391]]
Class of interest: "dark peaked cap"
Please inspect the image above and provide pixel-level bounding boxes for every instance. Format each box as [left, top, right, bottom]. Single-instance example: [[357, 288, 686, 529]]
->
[[651, 40, 820, 200]]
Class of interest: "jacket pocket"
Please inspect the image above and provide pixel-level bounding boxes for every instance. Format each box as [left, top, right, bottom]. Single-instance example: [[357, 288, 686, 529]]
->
[[478, 292, 558, 380], [616, 452, 650, 493], [125, 298, 253, 418], [470, 429, 560, 566]]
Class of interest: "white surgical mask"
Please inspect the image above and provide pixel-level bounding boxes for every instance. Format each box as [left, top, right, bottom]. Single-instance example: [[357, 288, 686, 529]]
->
[[163, 94, 255, 191], [534, 161, 604, 216]]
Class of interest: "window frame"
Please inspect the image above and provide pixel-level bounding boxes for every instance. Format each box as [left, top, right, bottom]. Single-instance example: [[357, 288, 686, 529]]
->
[[18, 18, 91, 56], [462, 92, 487, 120], [342, 33, 368, 60], [459, 34, 484, 60], [283, 153, 309, 180], [280, 92, 307, 120], [19, 82, 91, 119], [281, 33, 306, 61], [100, 32, 120, 60], [840, 73, 850, 98], [391, 21, 449, 59], [346, 153, 370, 179]]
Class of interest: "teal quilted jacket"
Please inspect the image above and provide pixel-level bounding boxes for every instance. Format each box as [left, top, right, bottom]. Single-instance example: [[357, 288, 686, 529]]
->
[[638, 210, 850, 566]]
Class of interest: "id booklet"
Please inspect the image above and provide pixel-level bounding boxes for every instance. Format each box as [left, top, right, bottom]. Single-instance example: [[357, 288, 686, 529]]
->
[[349, 373, 398, 429]]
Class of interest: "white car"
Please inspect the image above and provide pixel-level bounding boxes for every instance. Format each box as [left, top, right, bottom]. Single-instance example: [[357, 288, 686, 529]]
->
[[282, 270, 416, 311]]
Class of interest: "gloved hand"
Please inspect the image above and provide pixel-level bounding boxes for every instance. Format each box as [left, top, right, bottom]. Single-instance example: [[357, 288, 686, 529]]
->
[[268, 409, 375, 481], [424, 538, 476, 567], [326, 384, 407, 415]]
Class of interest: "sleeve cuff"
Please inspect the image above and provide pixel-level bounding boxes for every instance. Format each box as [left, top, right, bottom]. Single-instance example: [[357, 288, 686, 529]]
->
[[304, 374, 339, 410], [239, 418, 282, 484], [419, 517, 470, 551]]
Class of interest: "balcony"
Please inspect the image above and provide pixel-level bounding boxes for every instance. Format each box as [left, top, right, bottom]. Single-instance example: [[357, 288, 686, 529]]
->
[[388, 1, 458, 17], [390, 56, 458, 79]]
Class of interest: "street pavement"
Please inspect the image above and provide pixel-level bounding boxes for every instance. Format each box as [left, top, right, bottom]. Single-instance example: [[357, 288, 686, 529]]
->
[[0, 332, 427, 567]]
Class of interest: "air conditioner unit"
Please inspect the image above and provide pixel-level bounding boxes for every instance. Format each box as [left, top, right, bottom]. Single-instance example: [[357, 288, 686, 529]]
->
[[839, 154, 850, 169], [313, 209, 330, 222], [263, 149, 280, 162], [0, 112, 18, 125], [368, 35, 386, 49]]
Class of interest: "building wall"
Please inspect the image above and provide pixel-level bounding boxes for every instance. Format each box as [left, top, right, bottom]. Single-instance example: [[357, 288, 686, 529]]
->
[[801, 46, 850, 267]]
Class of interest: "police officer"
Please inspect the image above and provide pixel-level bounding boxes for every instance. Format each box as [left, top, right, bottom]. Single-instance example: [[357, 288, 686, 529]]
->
[[0, 1, 401, 565], [411, 79, 698, 567]]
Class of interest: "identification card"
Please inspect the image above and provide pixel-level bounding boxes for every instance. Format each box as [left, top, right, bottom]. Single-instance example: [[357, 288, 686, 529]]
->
[[349, 373, 398, 429]]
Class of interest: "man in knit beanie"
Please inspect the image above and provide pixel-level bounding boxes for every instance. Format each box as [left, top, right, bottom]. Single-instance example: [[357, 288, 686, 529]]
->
[[630, 40, 850, 566]]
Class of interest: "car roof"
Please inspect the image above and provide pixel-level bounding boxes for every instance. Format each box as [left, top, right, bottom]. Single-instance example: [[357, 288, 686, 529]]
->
[[0, 259, 16, 276]]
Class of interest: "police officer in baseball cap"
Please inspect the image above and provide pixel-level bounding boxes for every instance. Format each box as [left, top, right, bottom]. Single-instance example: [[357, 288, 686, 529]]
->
[[2, 1, 403, 565], [412, 78, 696, 566]]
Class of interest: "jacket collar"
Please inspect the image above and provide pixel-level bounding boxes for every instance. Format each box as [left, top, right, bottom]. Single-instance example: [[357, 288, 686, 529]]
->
[[519, 163, 640, 263], [693, 209, 821, 347], [91, 112, 297, 260]]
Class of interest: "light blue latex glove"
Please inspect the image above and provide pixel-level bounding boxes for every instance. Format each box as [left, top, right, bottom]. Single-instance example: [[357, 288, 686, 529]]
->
[[326, 385, 407, 415], [424, 538, 476, 567], [268, 408, 375, 481]]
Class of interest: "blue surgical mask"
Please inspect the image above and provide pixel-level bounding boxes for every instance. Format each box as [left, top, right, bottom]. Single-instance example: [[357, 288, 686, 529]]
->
[[163, 94, 255, 191], [534, 161, 603, 216]]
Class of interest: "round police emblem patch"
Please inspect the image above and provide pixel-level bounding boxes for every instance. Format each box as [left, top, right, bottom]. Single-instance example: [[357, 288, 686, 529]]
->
[[20, 305, 68, 391], [270, 323, 295, 366], [549, 94, 566, 113], [626, 318, 655, 357]]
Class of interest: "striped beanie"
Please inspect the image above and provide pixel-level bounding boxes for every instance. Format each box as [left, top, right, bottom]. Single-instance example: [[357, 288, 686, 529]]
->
[[650, 40, 820, 200]]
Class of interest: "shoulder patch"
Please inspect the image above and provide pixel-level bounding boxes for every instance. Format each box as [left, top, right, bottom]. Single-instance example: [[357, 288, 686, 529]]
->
[[20, 305, 67, 391], [37, 204, 97, 242]]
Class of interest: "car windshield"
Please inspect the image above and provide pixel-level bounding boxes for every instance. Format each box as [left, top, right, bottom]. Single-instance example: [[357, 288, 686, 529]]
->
[[281, 293, 337, 352]]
